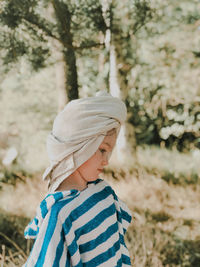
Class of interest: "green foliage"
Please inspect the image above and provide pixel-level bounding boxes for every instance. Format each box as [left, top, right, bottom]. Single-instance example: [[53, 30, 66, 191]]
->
[[161, 238, 200, 267], [130, 0, 154, 33], [0, 209, 29, 251], [0, 0, 199, 150], [0, 32, 27, 64], [0, 168, 31, 188], [127, 87, 200, 150], [69, 0, 107, 36], [0, 0, 38, 28], [0, 30, 50, 71], [0, 0, 155, 74], [0, 0, 107, 71], [151, 211, 171, 222], [161, 170, 199, 185], [122, 0, 200, 150], [0, 209, 31, 266], [111, 0, 154, 70], [0, 0, 52, 70], [111, 0, 153, 39]]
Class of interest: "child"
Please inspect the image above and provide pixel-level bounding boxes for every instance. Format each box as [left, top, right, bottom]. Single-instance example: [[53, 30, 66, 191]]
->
[[24, 92, 132, 266]]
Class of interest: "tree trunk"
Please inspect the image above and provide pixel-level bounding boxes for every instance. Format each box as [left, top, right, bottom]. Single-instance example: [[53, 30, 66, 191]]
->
[[56, 56, 67, 111], [63, 47, 78, 100], [109, 43, 134, 164], [52, 0, 79, 103], [53, 40, 67, 111], [102, 2, 133, 164], [115, 46, 137, 160]]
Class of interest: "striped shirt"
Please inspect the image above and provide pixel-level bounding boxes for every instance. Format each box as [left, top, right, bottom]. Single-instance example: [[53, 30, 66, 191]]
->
[[24, 179, 132, 266]]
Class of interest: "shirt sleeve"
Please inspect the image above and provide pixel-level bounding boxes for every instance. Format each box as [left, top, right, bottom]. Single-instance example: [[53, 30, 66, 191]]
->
[[104, 180, 132, 234], [118, 198, 132, 234], [24, 211, 69, 267]]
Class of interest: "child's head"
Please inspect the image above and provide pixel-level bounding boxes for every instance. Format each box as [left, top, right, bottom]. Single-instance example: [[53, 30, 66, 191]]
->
[[75, 128, 117, 183], [43, 92, 126, 192]]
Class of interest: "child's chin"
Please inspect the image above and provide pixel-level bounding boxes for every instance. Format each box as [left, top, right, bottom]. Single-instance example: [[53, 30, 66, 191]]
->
[[88, 176, 98, 181]]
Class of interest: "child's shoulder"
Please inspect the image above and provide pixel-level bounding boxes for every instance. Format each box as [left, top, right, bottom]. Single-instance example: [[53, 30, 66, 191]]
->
[[87, 178, 111, 188], [45, 179, 114, 219], [86, 178, 114, 196]]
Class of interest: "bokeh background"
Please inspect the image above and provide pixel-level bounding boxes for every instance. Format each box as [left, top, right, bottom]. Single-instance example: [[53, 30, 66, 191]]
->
[[0, 0, 200, 266]]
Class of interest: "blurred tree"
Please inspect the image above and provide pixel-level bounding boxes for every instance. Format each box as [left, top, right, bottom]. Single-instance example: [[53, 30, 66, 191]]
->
[[0, 0, 106, 109], [0, 0, 155, 159], [124, 0, 200, 150], [99, 0, 154, 161]]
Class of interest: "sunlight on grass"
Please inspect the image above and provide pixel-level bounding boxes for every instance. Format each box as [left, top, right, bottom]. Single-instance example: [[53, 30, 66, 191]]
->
[[0, 147, 200, 266]]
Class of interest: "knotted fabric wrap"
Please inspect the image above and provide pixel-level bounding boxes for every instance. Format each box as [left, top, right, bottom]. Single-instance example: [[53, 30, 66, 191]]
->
[[43, 92, 127, 192]]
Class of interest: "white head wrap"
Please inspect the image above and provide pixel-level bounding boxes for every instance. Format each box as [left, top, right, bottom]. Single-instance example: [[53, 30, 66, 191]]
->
[[43, 91, 127, 192]]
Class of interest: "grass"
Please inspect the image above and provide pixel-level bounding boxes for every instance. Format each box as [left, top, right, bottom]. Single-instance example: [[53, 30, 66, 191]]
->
[[105, 146, 200, 266], [0, 211, 31, 267], [0, 146, 200, 266], [107, 170, 200, 266]]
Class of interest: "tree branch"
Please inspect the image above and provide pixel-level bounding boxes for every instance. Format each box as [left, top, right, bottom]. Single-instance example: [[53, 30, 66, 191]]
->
[[22, 16, 59, 41], [74, 42, 105, 50]]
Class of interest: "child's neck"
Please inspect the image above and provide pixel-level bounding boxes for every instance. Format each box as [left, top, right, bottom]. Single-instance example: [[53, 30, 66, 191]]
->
[[56, 170, 87, 192]]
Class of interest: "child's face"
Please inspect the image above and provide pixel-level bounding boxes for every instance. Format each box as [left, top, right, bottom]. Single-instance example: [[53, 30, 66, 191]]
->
[[77, 133, 117, 182]]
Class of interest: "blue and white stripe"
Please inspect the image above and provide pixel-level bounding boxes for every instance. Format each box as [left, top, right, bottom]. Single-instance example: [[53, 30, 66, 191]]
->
[[24, 179, 132, 266]]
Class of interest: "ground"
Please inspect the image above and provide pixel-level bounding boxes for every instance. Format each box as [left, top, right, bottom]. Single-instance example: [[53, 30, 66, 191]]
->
[[0, 146, 200, 267]]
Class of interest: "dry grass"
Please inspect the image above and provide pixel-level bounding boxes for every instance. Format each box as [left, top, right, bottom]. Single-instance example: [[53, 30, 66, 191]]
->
[[0, 147, 200, 266], [105, 146, 200, 266], [107, 170, 200, 266], [0, 173, 47, 218]]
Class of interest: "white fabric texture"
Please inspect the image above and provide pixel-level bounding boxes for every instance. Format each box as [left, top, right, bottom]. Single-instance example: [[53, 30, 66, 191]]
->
[[43, 92, 127, 192]]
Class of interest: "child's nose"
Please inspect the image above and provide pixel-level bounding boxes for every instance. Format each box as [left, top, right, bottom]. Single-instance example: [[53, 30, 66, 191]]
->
[[102, 154, 109, 166]]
